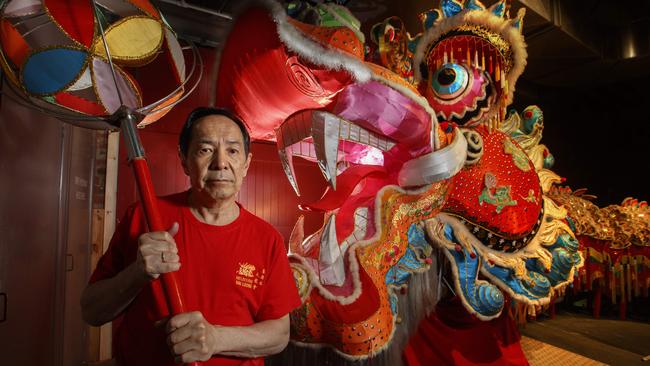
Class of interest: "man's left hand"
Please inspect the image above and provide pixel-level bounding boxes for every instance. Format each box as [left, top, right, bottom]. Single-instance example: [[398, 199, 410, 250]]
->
[[166, 311, 218, 363]]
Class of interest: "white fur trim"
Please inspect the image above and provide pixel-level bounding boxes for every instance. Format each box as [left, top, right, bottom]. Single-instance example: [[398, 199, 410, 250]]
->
[[289, 247, 363, 305], [258, 0, 371, 82]]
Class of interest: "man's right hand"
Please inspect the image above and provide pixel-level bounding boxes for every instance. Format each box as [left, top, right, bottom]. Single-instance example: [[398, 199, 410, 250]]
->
[[136, 222, 181, 280]]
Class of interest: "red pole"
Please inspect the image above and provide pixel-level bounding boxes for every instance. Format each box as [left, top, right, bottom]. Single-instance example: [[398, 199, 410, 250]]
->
[[120, 108, 199, 366], [131, 158, 186, 314]]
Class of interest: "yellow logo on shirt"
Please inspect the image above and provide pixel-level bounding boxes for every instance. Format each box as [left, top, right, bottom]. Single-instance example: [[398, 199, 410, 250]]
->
[[237, 263, 256, 277], [235, 262, 266, 289]]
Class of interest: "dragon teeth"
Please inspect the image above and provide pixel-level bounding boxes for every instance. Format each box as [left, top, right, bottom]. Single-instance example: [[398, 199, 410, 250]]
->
[[276, 110, 395, 192]]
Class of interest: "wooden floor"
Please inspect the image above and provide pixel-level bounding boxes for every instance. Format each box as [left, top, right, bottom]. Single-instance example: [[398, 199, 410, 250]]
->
[[520, 311, 650, 366], [521, 336, 607, 366], [87, 310, 650, 366]]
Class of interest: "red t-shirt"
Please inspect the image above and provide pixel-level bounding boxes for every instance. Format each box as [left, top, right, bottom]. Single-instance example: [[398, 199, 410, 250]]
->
[[89, 192, 301, 366]]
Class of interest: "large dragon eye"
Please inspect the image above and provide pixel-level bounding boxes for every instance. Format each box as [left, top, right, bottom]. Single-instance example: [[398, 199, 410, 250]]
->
[[431, 63, 470, 100]]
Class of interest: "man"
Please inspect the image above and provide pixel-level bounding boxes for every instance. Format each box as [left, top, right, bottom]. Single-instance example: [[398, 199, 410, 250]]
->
[[81, 108, 301, 365]]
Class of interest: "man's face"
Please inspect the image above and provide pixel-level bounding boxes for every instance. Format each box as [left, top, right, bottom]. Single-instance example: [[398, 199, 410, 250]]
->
[[181, 115, 251, 204]]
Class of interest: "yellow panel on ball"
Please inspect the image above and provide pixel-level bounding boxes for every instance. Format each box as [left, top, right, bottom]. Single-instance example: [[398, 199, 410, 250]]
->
[[92, 16, 164, 67]]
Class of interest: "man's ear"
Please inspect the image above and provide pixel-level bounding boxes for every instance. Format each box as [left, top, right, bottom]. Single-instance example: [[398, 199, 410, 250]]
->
[[243, 152, 252, 177]]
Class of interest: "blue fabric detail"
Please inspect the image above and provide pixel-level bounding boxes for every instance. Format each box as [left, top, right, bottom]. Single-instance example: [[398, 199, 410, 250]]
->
[[551, 233, 579, 253], [464, 0, 486, 11], [529, 245, 581, 286], [441, 0, 463, 18], [522, 106, 543, 134], [490, 0, 506, 17], [443, 222, 455, 241], [546, 248, 574, 285], [527, 233, 581, 287], [388, 291, 398, 315], [487, 263, 550, 300], [566, 216, 577, 233], [443, 224, 504, 317], [408, 223, 428, 248], [22, 48, 87, 95], [421, 10, 441, 30], [543, 154, 555, 169], [525, 258, 538, 272], [572, 253, 582, 272], [407, 34, 421, 54], [385, 224, 432, 314]]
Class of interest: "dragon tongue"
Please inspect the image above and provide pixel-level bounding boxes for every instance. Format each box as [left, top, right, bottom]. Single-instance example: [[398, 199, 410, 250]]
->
[[300, 165, 388, 212]]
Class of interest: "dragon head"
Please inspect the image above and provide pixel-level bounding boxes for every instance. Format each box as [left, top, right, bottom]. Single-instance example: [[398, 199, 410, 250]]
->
[[217, 1, 467, 357], [370, 0, 583, 320]]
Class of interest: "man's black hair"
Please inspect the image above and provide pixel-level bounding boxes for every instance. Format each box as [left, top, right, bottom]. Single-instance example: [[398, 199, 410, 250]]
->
[[179, 107, 251, 156]]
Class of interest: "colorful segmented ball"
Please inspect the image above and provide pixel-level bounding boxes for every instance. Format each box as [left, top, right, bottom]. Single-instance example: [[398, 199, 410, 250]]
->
[[0, 0, 186, 125]]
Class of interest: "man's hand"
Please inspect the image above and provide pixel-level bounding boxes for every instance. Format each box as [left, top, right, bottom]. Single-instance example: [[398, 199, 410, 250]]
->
[[166, 311, 219, 363], [136, 222, 181, 280], [81, 222, 181, 326], [158, 313, 290, 360]]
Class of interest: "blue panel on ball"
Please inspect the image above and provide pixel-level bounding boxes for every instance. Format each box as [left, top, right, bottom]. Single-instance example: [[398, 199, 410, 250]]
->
[[22, 48, 87, 95]]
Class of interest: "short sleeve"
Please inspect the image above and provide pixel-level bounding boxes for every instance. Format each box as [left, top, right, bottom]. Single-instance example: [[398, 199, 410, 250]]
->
[[255, 232, 302, 321]]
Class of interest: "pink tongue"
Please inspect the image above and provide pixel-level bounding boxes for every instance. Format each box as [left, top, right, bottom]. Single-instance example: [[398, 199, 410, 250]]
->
[[299, 165, 388, 212]]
